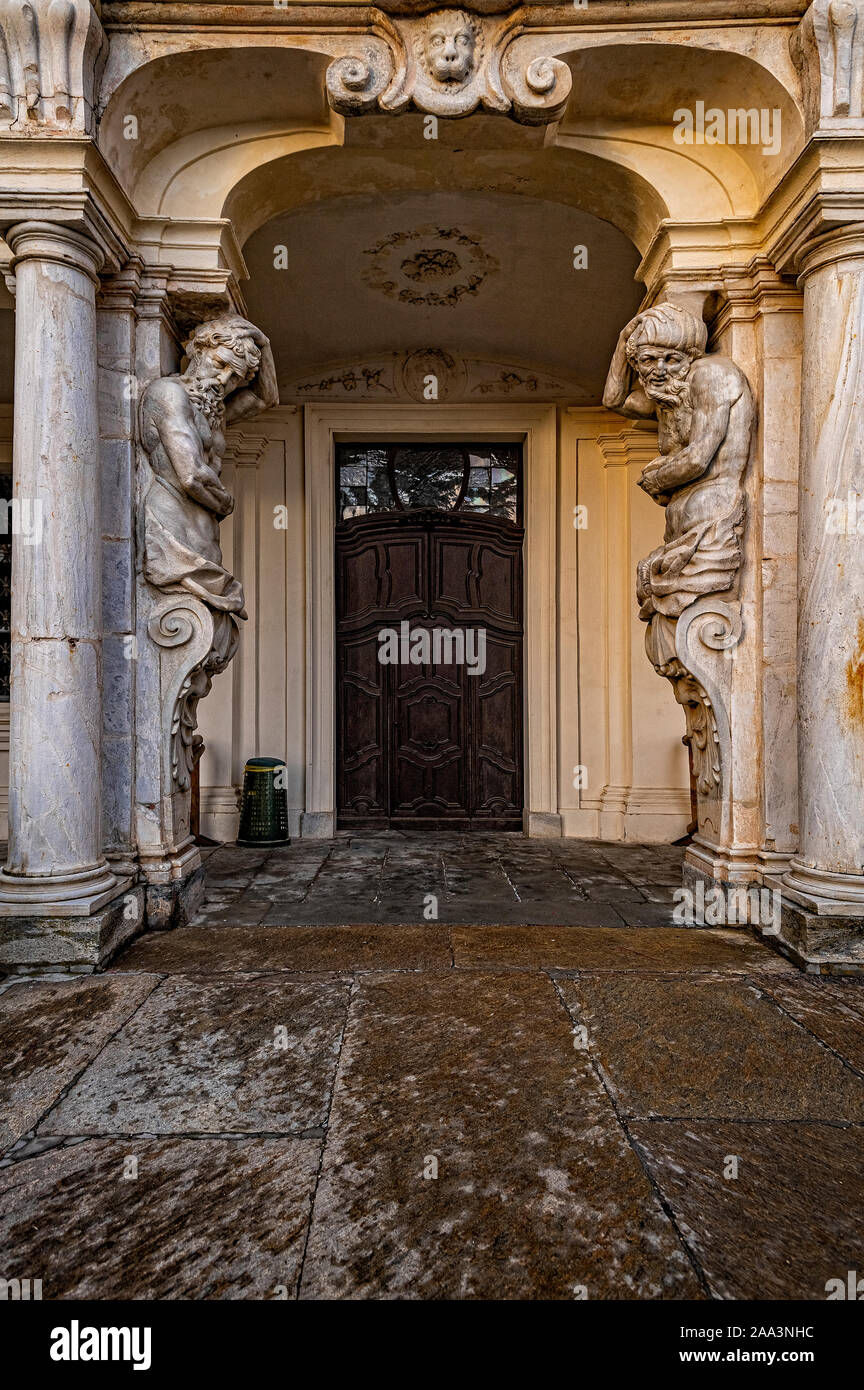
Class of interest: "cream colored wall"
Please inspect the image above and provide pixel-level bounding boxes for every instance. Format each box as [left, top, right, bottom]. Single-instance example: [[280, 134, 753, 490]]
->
[[197, 410, 306, 841], [559, 410, 691, 843], [198, 402, 690, 844]]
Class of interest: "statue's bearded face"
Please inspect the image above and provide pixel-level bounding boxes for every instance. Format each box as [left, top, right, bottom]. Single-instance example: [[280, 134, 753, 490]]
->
[[196, 341, 257, 397], [425, 18, 475, 83], [632, 346, 694, 404]]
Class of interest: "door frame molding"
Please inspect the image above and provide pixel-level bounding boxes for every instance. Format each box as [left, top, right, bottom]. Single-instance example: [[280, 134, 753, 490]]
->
[[303, 404, 560, 838]]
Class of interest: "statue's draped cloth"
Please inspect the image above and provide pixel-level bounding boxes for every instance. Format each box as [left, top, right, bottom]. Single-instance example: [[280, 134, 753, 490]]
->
[[143, 472, 245, 669], [636, 495, 745, 623], [144, 472, 245, 612]]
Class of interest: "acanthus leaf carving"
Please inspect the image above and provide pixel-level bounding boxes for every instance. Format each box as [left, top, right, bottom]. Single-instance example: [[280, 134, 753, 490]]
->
[[0, 0, 106, 131], [792, 0, 864, 129]]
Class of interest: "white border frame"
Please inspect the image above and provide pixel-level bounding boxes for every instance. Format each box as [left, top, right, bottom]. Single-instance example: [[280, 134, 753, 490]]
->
[[302, 403, 560, 837]]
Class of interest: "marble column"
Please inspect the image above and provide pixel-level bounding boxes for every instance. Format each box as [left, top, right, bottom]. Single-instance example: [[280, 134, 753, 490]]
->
[[0, 222, 117, 911], [783, 227, 864, 909]]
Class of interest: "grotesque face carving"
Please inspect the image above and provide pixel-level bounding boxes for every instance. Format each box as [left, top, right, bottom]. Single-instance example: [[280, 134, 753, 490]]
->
[[631, 346, 694, 405], [623, 305, 707, 408], [182, 317, 262, 418], [424, 12, 476, 84]]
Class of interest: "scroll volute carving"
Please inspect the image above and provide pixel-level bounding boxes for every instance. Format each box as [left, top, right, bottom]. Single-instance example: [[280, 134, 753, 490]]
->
[[326, 8, 571, 124], [602, 303, 755, 801], [0, 0, 107, 131]]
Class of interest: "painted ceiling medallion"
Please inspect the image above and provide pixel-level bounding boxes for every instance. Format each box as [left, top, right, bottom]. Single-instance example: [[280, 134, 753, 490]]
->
[[326, 8, 571, 124], [362, 226, 499, 307]]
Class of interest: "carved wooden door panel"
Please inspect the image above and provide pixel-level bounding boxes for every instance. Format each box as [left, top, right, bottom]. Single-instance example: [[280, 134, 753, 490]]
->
[[336, 510, 524, 829]]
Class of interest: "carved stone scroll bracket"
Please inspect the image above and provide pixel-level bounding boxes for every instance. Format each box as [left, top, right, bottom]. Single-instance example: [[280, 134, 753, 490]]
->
[[147, 595, 217, 798], [668, 599, 744, 839], [0, 0, 107, 132], [325, 10, 571, 124], [501, 48, 573, 127]]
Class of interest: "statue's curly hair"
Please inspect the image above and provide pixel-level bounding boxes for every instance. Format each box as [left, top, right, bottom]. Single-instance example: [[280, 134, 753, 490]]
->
[[184, 315, 262, 378]]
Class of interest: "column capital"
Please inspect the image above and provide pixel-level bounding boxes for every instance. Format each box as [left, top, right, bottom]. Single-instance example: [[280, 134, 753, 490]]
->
[[795, 221, 864, 281], [6, 221, 104, 288]]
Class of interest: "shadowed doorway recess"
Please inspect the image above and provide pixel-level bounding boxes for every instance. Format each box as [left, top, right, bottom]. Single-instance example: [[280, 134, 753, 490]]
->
[[335, 444, 524, 830]]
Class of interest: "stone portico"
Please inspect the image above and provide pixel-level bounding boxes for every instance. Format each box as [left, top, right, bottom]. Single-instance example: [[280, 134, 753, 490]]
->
[[0, 0, 861, 974]]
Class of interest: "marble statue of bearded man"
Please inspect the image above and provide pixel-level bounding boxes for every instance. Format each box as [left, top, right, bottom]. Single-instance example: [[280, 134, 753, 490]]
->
[[140, 314, 278, 669], [603, 302, 754, 668]]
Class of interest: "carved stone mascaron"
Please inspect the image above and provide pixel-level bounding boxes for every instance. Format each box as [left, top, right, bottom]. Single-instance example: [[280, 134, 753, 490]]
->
[[326, 7, 571, 124]]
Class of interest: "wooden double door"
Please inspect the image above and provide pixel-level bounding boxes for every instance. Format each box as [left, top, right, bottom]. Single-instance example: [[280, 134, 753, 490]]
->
[[336, 509, 524, 829]]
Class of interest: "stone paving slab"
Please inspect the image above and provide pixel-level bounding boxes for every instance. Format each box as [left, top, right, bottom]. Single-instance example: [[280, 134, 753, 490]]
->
[[558, 974, 864, 1121], [299, 970, 702, 1300], [41, 973, 350, 1135], [0, 974, 159, 1155], [191, 835, 673, 929], [450, 925, 790, 972], [196, 896, 273, 926], [0, 1137, 320, 1299], [628, 1120, 864, 1300], [113, 924, 453, 973], [756, 975, 864, 1075]]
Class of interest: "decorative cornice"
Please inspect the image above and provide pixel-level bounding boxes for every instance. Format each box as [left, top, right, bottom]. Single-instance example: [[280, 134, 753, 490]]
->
[[99, 3, 810, 32]]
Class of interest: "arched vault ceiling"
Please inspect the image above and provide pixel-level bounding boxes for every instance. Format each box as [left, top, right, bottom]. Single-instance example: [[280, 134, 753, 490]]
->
[[226, 139, 669, 255], [98, 46, 332, 199], [241, 189, 644, 404], [558, 43, 804, 209]]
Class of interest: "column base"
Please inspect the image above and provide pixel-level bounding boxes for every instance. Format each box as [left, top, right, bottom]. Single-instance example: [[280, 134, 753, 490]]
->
[[0, 862, 122, 917], [682, 859, 864, 975], [0, 883, 145, 976], [782, 862, 864, 911], [685, 836, 762, 886]]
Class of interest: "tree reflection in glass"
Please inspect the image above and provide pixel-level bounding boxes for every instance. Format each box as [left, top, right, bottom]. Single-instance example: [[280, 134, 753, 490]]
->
[[337, 443, 521, 522]]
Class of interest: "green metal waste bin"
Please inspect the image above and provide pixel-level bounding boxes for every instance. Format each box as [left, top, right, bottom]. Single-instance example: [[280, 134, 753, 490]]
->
[[236, 757, 290, 847]]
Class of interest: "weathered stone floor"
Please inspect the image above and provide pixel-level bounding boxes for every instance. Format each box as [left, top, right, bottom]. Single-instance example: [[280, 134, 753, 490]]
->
[[1, 835, 863, 1300], [194, 831, 687, 927]]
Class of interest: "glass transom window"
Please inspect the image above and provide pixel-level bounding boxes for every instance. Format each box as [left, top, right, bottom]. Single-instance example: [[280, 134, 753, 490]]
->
[[336, 443, 522, 523]]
